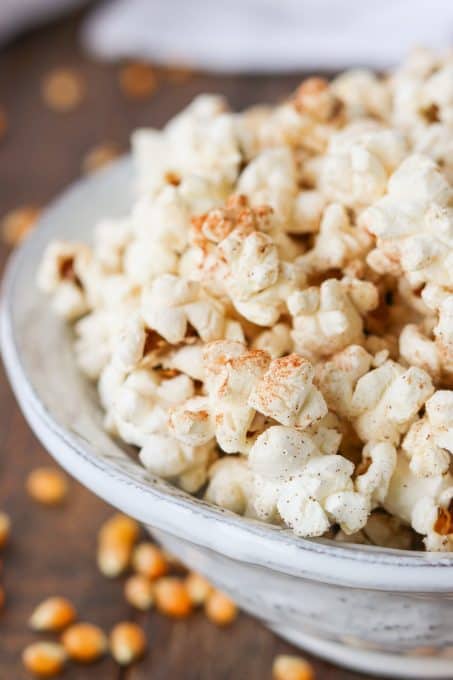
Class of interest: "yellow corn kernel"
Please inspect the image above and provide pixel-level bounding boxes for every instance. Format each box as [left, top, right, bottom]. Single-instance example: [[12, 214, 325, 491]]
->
[[2, 206, 40, 246], [0, 511, 11, 549], [185, 572, 213, 606], [272, 654, 315, 680], [132, 542, 168, 580], [110, 622, 147, 666], [82, 143, 121, 174], [26, 468, 68, 506], [29, 597, 76, 632], [41, 68, 84, 113], [97, 540, 131, 578], [61, 622, 107, 663], [99, 514, 139, 547], [119, 63, 157, 100], [22, 641, 67, 677], [124, 574, 154, 610], [154, 577, 192, 619], [205, 590, 237, 626]]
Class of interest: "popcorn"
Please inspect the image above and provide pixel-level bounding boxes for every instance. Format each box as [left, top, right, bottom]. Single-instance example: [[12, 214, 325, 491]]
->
[[296, 203, 372, 275], [204, 457, 255, 516], [363, 154, 453, 290], [350, 361, 434, 444], [248, 354, 327, 429], [203, 341, 270, 454], [93, 217, 132, 274], [169, 396, 214, 447], [140, 436, 216, 493], [37, 53, 453, 551], [237, 147, 297, 224], [355, 441, 397, 506], [289, 278, 378, 359], [401, 390, 453, 478], [251, 323, 293, 358], [319, 346, 434, 443], [141, 274, 229, 344], [132, 95, 242, 195], [384, 454, 453, 551], [37, 241, 93, 320], [331, 69, 391, 121], [321, 122, 407, 209]]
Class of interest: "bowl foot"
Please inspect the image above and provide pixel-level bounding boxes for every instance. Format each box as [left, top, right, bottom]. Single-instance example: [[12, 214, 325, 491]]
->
[[273, 625, 453, 679]]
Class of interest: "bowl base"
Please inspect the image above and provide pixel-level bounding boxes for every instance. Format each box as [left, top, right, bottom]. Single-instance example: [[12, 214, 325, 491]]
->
[[273, 625, 453, 679]]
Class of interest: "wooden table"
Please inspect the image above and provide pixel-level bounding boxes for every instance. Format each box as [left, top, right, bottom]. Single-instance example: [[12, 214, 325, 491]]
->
[[0, 9, 374, 679]]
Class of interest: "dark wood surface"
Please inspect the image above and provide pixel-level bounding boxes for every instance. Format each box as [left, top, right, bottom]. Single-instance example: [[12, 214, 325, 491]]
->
[[0, 9, 374, 679]]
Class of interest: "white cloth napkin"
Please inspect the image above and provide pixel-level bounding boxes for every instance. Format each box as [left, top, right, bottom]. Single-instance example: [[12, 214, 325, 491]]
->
[[3, 0, 453, 72], [81, 0, 453, 71]]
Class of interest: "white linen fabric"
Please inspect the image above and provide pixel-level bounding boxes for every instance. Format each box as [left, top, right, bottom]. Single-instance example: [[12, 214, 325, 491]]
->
[[2, 0, 453, 73]]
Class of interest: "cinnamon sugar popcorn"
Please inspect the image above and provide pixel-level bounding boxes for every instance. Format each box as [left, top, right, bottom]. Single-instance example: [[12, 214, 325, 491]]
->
[[39, 50, 453, 550]]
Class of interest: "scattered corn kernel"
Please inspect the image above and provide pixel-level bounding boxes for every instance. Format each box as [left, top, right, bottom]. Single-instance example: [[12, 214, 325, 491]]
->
[[110, 622, 147, 666], [97, 514, 139, 577], [82, 143, 121, 174], [119, 62, 157, 100], [97, 540, 131, 578], [185, 572, 213, 606], [272, 654, 315, 680], [42, 68, 84, 112], [61, 622, 107, 663], [205, 590, 237, 626], [0, 512, 11, 549], [29, 596, 76, 632], [22, 641, 67, 677], [26, 467, 68, 505], [124, 574, 154, 610], [165, 64, 194, 84], [132, 542, 168, 580], [1, 206, 40, 246], [99, 514, 139, 546], [154, 577, 192, 619], [0, 108, 7, 139]]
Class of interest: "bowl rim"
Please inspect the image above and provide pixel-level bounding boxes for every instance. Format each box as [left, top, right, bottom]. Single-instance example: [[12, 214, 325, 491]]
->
[[2, 156, 453, 591]]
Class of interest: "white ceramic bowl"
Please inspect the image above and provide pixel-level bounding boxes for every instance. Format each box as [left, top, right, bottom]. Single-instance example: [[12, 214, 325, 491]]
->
[[2, 158, 453, 680]]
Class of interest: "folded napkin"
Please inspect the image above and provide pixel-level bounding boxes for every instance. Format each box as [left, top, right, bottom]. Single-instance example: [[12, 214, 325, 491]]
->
[[81, 0, 453, 71], [3, 0, 453, 73]]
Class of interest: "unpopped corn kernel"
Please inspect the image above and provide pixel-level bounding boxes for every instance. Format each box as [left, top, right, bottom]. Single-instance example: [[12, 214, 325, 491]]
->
[[0, 511, 11, 549], [132, 542, 168, 580], [61, 622, 108, 663], [154, 577, 193, 618], [110, 622, 147, 665], [22, 641, 67, 677], [204, 590, 238, 626], [272, 654, 315, 680], [29, 597, 77, 632], [124, 574, 154, 610], [26, 468, 68, 506]]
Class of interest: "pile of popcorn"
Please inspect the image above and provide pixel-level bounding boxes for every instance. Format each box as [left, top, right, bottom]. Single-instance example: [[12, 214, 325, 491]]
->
[[38, 48, 453, 552]]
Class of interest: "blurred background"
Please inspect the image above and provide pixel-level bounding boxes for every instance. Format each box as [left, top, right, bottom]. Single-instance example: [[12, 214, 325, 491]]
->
[[1, 1, 451, 679]]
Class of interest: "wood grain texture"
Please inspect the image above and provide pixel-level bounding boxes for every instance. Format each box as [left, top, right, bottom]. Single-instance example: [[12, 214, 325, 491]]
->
[[0, 8, 373, 679]]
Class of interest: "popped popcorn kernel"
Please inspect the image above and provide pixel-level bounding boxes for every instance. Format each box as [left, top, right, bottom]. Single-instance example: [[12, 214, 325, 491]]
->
[[36, 49, 453, 552]]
